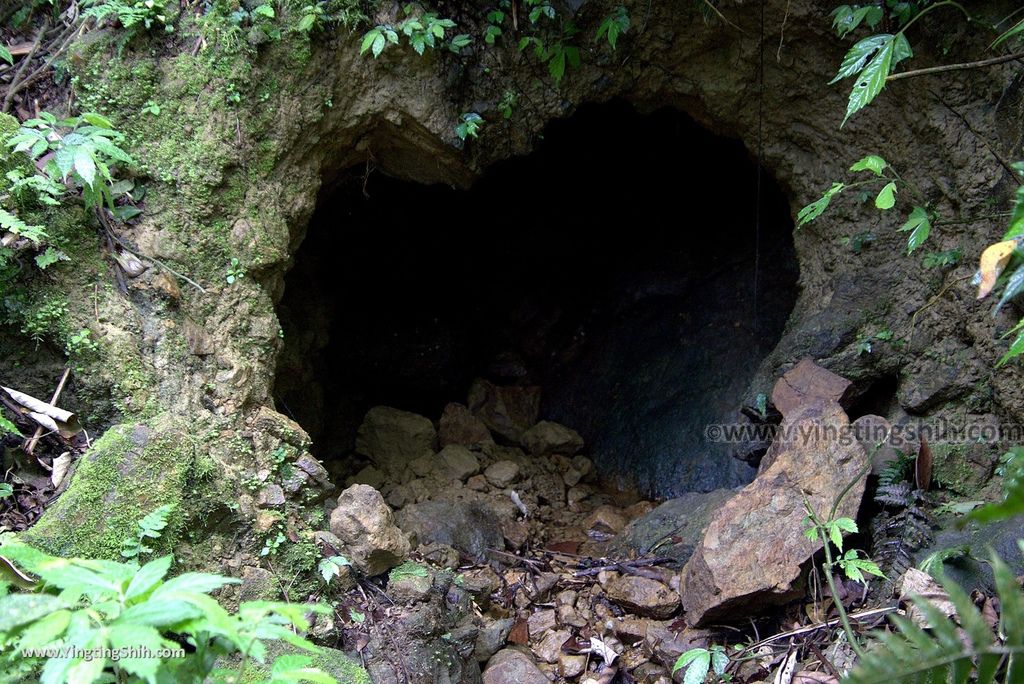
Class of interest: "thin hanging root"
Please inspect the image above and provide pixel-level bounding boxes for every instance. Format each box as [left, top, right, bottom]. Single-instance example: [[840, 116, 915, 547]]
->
[[1, 24, 46, 114], [702, 0, 746, 33]]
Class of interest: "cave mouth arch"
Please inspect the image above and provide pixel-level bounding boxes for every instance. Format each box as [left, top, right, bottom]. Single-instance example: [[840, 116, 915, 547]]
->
[[273, 99, 799, 498]]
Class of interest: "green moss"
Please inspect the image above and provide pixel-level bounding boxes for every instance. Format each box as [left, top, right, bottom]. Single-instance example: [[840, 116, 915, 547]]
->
[[23, 420, 196, 559], [237, 642, 370, 684]]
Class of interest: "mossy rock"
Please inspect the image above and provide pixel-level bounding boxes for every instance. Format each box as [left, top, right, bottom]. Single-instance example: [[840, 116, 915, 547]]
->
[[22, 419, 195, 559], [235, 641, 370, 684]]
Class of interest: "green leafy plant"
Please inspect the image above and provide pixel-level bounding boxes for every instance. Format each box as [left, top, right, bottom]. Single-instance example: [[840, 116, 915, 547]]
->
[[829, 1, 969, 125], [66, 328, 101, 358], [856, 328, 894, 355], [318, 556, 351, 584], [498, 90, 517, 119], [0, 536, 338, 683], [845, 547, 1024, 684], [360, 5, 463, 57], [484, 8, 505, 44], [922, 248, 961, 269], [595, 6, 629, 50], [7, 112, 134, 211], [0, 482, 14, 498], [672, 644, 728, 684], [226, 257, 245, 284], [121, 503, 174, 559], [455, 112, 483, 140], [83, 0, 175, 35], [525, 0, 555, 24], [799, 155, 933, 255], [518, 28, 580, 85]]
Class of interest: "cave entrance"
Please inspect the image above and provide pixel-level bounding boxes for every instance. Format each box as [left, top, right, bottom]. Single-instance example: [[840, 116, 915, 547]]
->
[[274, 100, 799, 498]]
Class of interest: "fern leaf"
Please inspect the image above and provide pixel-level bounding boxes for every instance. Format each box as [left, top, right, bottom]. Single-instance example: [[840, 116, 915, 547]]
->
[[847, 554, 1024, 684]]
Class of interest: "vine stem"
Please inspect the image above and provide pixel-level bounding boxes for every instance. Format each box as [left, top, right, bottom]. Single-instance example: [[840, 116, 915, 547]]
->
[[898, 0, 971, 36], [887, 51, 1024, 82]]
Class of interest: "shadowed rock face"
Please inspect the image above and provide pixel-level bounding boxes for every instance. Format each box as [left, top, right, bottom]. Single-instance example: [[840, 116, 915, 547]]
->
[[275, 102, 798, 497]]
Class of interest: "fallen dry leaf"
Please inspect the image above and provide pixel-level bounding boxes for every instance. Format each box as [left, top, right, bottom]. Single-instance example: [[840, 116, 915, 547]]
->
[[899, 567, 956, 627], [508, 619, 529, 645], [977, 239, 1019, 299], [50, 452, 71, 489]]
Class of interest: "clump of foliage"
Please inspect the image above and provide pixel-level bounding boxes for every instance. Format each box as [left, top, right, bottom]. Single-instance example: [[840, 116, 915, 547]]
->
[[455, 112, 483, 140], [8, 112, 133, 212], [0, 535, 338, 683], [672, 644, 728, 684], [595, 5, 629, 50], [83, 0, 175, 36], [360, 4, 467, 57]]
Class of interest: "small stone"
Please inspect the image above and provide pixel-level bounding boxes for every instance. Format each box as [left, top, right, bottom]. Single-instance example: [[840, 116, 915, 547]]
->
[[459, 566, 502, 603], [295, 454, 331, 485], [475, 618, 515, 662], [606, 576, 680, 619], [238, 566, 276, 602], [437, 444, 481, 481], [485, 460, 521, 488], [571, 455, 594, 479], [583, 505, 628, 534], [329, 484, 410, 577], [562, 468, 583, 487], [482, 648, 548, 684], [467, 474, 489, 491], [567, 484, 594, 508], [613, 617, 652, 643], [439, 402, 494, 447], [557, 604, 586, 627], [555, 589, 577, 607], [254, 511, 278, 533], [349, 465, 386, 489], [527, 609, 556, 637], [388, 564, 433, 604], [419, 542, 461, 568], [385, 484, 411, 509], [559, 654, 587, 678], [257, 483, 286, 508], [533, 572, 559, 598], [532, 629, 570, 663], [521, 421, 584, 456], [502, 519, 530, 550]]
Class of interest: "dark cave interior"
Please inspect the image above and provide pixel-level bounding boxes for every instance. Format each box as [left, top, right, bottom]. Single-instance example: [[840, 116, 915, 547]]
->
[[274, 99, 800, 497]]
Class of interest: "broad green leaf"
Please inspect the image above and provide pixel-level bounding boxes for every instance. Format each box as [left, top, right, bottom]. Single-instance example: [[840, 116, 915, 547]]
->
[[253, 4, 274, 18], [0, 594, 67, 632], [73, 148, 97, 188], [710, 647, 729, 675], [117, 598, 201, 627], [16, 608, 70, 649], [797, 182, 845, 226], [681, 650, 710, 684], [54, 146, 75, 180], [900, 206, 931, 254], [875, 181, 897, 209], [831, 34, 890, 83], [108, 623, 169, 682], [35, 248, 66, 270], [154, 572, 238, 597], [850, 155, 887, 176], [0, 414, 21, 437], [126, 555, 172, 600], [842, 35, 897, 126], [359, 30, 378, 54], [371, 33, 386, 57], [0, 46, 12, 65], [832, 517, 858, 533], [81, 113, 112, 129]]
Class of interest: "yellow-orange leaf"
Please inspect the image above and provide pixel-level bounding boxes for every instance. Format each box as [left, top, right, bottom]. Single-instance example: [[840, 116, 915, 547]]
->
[[977, 239, 1018, 299]]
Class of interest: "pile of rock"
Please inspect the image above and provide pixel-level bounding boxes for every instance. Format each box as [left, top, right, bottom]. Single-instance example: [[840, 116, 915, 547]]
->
[[314, 362, 875, 683]]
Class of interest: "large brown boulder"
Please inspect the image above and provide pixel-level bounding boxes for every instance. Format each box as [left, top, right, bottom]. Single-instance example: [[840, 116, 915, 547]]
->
[[439, 402, 494, 447], [329, 484, 410, 576], [681, 400, 868, 626], [520, 421, 584, 456], [482, 649, 548, 684]]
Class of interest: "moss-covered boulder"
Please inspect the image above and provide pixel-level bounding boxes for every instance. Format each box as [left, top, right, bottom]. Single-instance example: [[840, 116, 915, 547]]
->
[[22, 419, 195, 559], [235, 642, 370, 684]]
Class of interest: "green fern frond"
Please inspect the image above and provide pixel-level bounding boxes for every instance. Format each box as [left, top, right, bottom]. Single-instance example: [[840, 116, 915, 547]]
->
[[0, 208, 46, 245], [121, 503, 174, 559], [846, 550, 1024, 684]]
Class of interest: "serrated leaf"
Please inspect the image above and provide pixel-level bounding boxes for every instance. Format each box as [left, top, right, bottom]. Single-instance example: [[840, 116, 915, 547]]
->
[[0, 594, 67, 632], [73, 148, 97, 188], [126, 555, 172, 600], [850, 155, 888, 176], [842, 35, 897, 126], [875, 181, 897, 209], [831, 34, 890, 83], [798, 182, 846, 226], [900, 206, 931, 254]]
